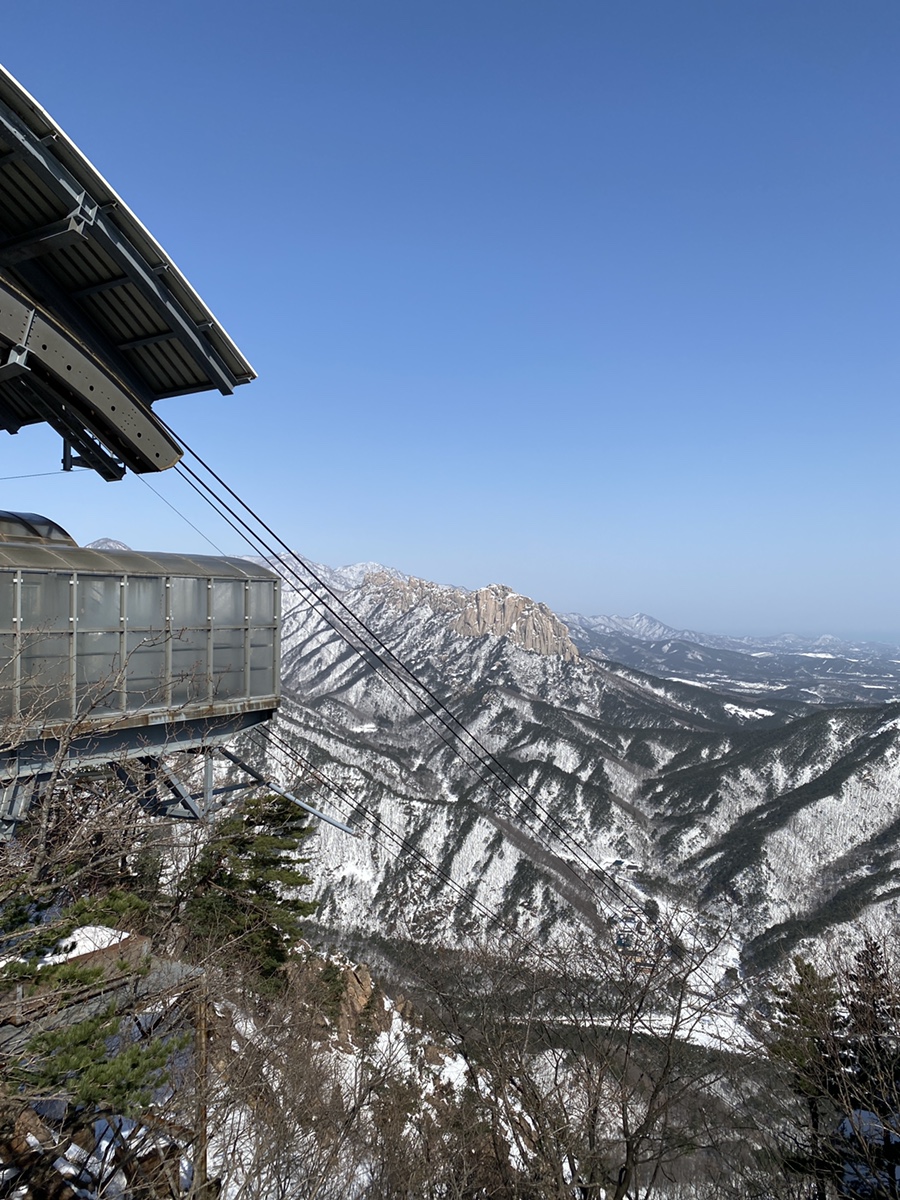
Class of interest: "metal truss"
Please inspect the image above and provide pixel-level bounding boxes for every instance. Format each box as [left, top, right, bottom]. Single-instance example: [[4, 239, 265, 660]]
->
[[0, 741, 355, 836]]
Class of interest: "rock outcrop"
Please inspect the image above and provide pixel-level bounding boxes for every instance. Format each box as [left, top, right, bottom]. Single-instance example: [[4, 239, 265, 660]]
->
[[451, 582, 578, 661], [361, 571, 578, 661]]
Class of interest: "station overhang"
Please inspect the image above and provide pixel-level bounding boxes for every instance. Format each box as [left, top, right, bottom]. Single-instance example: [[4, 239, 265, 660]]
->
[[0, 65, 256, 479]]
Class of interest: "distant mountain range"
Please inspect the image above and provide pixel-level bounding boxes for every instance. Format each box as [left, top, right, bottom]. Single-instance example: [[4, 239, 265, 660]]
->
[[312, 561, 900, 706], [561, 609, 898, 655], [561, 610, 900, 705], [236, 560, 900, 987]]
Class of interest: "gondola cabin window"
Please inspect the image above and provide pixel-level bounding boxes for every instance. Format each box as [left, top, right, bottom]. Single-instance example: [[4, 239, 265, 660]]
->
[[0, 561, 279, 732]]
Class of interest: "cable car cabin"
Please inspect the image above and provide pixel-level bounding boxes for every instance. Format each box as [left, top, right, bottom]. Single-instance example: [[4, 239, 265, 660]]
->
[[0, 512, 280, 820]]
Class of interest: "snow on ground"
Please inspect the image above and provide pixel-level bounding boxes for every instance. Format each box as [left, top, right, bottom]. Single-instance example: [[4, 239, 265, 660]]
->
[[42, 925, 130, 965], [723, 703, 775, 719]]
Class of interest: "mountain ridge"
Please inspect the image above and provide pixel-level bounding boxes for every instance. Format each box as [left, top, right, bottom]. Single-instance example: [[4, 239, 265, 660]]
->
[[241, 558, 900, 984]]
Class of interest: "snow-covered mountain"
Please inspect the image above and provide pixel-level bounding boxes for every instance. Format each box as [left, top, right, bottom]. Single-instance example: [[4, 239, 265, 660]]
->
[[297, 563, 900, 704], [563, 612, 900, 704], [240, 560, 900, 983], [85, 537, 133, 551], [561, 611, 686, 642], [562, 610, 898, 657]]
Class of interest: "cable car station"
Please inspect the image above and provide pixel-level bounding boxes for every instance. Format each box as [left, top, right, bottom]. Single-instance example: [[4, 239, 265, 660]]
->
[[0, 66, 350, 835]]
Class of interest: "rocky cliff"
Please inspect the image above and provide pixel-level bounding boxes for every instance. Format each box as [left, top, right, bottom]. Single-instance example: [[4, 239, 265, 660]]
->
[[358, 570, 578, 661]]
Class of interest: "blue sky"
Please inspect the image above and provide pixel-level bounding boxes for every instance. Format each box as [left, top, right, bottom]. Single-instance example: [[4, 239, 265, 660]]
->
[[2, 2, 898, 638]]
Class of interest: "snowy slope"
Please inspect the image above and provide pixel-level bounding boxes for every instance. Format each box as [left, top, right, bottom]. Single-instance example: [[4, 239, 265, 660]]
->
[[237, 562, 900, 978]]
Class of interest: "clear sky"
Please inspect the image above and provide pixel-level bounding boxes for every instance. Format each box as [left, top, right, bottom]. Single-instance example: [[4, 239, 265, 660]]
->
[[1, 2, 898, 638]]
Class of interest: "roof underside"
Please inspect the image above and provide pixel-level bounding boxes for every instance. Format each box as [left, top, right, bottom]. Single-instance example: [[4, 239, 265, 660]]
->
[[0, 66, 255, 479]]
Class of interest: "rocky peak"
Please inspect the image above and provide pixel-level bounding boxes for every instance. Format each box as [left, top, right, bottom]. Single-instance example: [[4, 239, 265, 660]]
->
[[452, 583, 579, 660], [363, 572, 578, 660], [364, 571, 467, 615], [85, 537, 132, 551]]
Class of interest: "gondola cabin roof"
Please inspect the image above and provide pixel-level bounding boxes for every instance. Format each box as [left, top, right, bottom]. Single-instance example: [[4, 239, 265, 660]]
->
[[0, 514, 281, 821], [0, 542, 274, 578], [0, 510, 75, 545], [0, 511, 272, 575], [0, 65, 255, 480]]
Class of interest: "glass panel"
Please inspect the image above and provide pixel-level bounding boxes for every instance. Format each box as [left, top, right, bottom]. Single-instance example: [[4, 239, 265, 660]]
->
[[213, 628, 244, 699], [250, 627, 275, 652], [23, 516, 72, 543], [0, 633, 14, 718], [20, 632, 72, 721], [77, 576, 120, 631], [0, 634, 14, 686], [170, 576, 207, 628], [127, 577, 164, 630], [0, 516, 32, 541], [172, 629, 208, 705], [0, 572, 14, 631], [126, 632, 166, 708], [76, 631, 121, 715], [249, 632, 275, 697], [249, 581, 276, 624], [212, 579, 244, 625], [21, 573, 70, 632]]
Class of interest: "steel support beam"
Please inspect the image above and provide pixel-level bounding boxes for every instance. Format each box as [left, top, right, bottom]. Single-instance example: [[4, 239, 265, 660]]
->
[[0, 213, 89, 266], [0, 97, 239, 395], [217, 747, 357, 835], [0, 274, 182, 473], [70, 275, 129, 299], [117, 330, 178, 351]]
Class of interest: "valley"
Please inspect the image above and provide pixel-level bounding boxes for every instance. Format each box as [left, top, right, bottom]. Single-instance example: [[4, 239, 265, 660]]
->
[[258, 561, 900, 981]]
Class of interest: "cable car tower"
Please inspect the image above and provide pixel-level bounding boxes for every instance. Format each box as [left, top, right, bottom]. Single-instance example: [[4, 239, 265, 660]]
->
[[0, 65, 343, 833]]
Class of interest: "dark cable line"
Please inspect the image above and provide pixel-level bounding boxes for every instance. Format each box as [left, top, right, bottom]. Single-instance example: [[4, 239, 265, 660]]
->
[[175, 456, 642, 922], [173, 464, 513, 795], [249, 725, 725, 1015], [173, 462, 543, 813], [257, 721, 728, 1007], [137, 475, 226, 554], [135, 456, 724, 996], [251, 722, 565, 962], [0, 468, 86, 482], [170, 452, 645, 922], [155, 430, 643, 921], [254, 726, 512, 930]]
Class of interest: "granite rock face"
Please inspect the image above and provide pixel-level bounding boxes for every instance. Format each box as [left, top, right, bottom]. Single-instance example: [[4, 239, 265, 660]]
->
[[361, 570, 578, 661], [452, 583, 578, 661]]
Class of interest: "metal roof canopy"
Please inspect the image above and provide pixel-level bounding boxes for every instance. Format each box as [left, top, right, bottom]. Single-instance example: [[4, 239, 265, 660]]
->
[[0, 66, 255, 481]]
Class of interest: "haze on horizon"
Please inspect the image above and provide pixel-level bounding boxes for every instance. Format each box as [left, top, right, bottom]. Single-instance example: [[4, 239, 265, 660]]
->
[[1, 1, 897, 642]]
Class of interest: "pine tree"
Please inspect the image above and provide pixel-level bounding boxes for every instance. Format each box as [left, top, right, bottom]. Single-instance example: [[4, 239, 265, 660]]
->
[[0, 832, 181, 1178], [769, 942, 900, 1199], [183, 793, 317, 986], [769, 956, 843, 1198], [845, 935, 900, 1114]]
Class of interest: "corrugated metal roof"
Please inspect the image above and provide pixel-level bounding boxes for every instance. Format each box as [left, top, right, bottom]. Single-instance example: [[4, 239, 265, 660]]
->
[[0, 64, 257, 477], [0, 543, 277, 579], [0, 66, 255, 388]]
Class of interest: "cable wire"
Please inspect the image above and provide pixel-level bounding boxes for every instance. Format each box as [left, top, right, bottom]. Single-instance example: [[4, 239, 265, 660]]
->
[[174, 452, 642, 919], [0, 468, 86, 482], [250, 721, 572, 964], [160, 440, 646, 924], [137, 474, 227, 555]]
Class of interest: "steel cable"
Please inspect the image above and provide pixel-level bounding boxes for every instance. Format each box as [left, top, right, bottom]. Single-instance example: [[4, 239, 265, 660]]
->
[[147, 425, 647, 922]]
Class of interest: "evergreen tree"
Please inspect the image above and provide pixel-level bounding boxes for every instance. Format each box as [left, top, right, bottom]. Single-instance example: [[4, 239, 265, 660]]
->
[[845, 936, 900, 1114], [769, 956, 843, 1198], [769, 942, 900, 1199], [0, 842, 180, 1180], [183, 793, 317, 986]]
